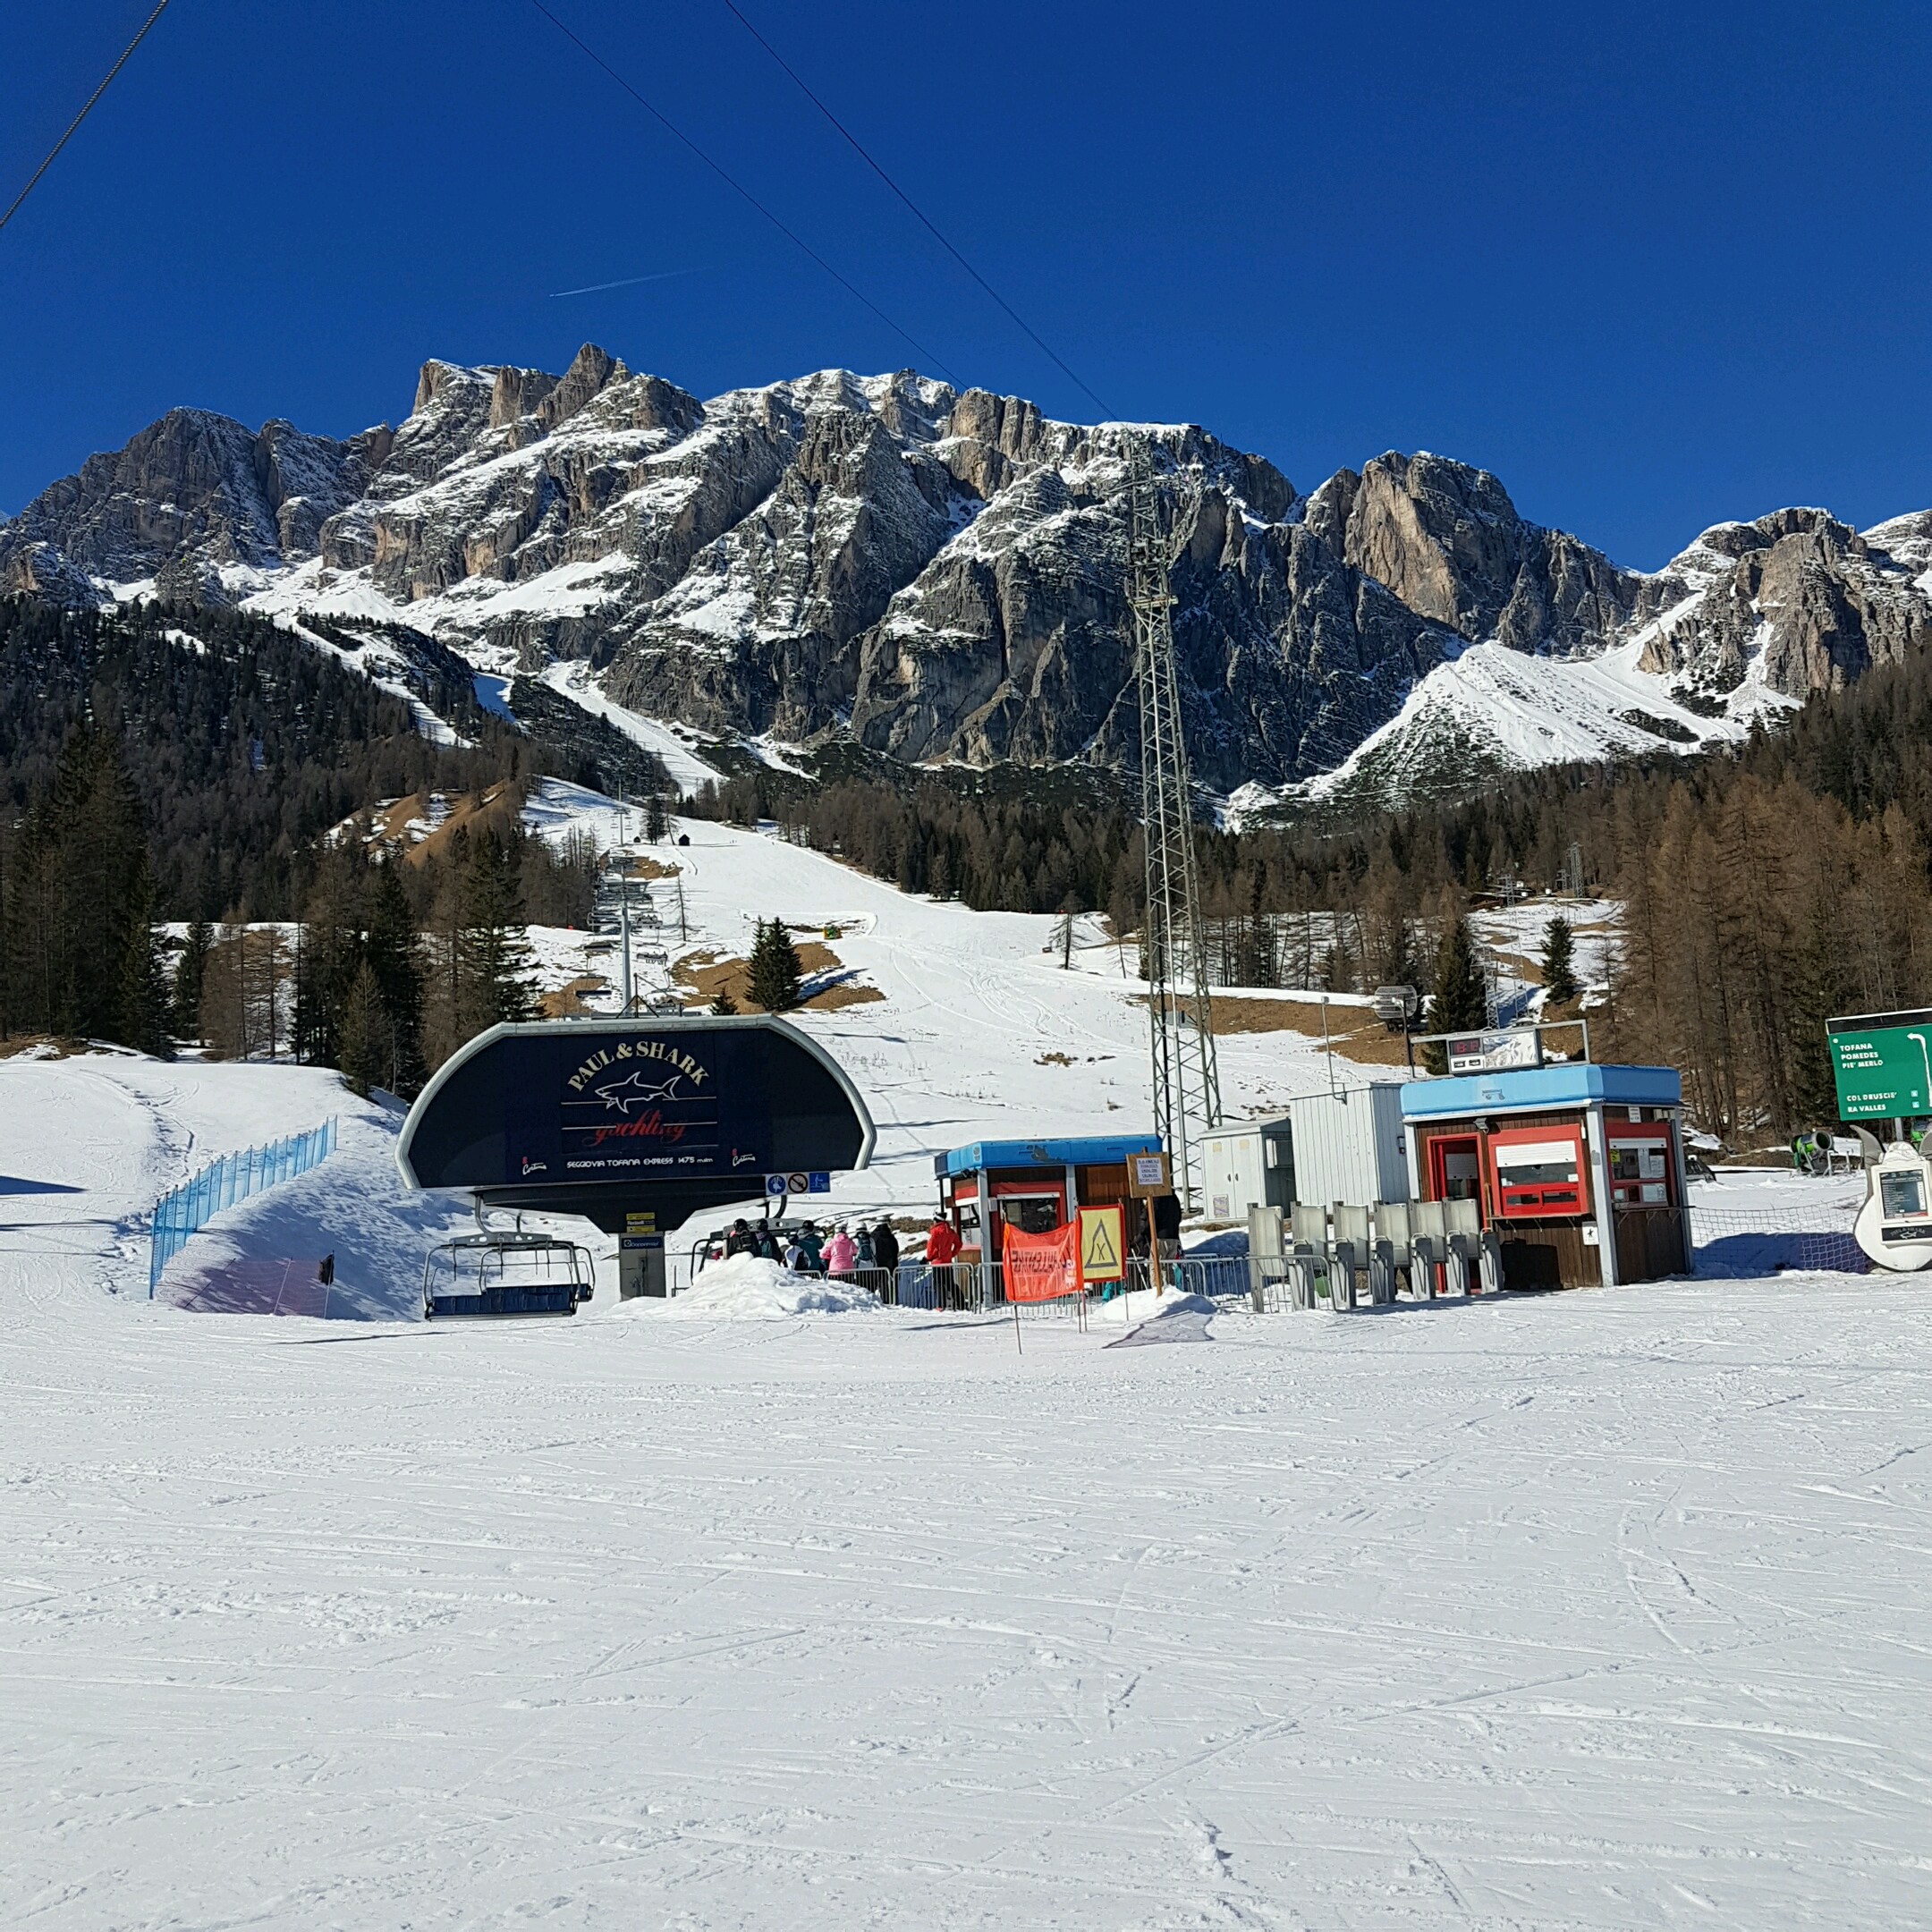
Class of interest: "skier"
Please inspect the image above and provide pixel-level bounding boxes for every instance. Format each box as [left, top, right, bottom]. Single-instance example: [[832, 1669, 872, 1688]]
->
[[872, 1219, 901, 1302], [724, 1218, 757, 1259], [824, 1225, 857, 1278], [795, 1221, 826, 1274], [925, 1212, 962, 1309]]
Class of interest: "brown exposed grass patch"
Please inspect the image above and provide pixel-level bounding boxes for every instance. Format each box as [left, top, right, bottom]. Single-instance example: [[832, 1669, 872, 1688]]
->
[[0, 1034, 92, 1060], [357, 784, 526, 867], [539, 974, 610, 1019], [675, 942, 885, 1013], [1172, 995, 1417, 1069]]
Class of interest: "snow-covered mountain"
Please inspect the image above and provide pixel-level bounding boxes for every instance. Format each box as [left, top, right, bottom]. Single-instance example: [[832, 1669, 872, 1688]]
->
[[4, 344, 1928, 807]]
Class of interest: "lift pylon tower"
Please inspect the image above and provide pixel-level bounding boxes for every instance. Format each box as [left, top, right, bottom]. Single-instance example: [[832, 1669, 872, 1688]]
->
[[1123, 432, 1221, 1206]]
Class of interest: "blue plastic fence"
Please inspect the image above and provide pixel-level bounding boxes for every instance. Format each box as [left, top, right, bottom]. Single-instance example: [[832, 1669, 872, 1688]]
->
[[148, 1117, 339, 1297]]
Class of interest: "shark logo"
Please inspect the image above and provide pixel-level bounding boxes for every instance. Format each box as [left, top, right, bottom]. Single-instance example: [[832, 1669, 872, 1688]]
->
[[594, 1072, 683, 1114]]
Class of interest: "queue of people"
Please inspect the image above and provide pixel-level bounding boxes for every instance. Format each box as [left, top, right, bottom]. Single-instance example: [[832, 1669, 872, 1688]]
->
[[720, 1214, 904, 1298]]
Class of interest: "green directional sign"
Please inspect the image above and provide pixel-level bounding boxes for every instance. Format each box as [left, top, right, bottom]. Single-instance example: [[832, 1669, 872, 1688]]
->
[[1828, 1015, 1932, 1121]]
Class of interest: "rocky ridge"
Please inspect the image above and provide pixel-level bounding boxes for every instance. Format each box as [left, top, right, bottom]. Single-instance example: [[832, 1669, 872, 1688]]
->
[[4, 343, 1928, 799]]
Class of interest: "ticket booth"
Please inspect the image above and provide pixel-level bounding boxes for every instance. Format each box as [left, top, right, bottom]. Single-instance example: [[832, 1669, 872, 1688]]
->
[[1401, 1064, 1689, 1289], [936, 1135, 1163, 1262]]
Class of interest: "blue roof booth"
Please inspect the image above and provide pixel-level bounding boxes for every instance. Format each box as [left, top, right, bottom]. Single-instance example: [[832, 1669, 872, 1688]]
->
[[1401, 1063, 1689, 1290], [935, 1135, 1164, 1260]]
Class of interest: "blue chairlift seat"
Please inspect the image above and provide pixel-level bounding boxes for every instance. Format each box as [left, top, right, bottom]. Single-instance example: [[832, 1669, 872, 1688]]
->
[[422, 1233, 596, 1320]]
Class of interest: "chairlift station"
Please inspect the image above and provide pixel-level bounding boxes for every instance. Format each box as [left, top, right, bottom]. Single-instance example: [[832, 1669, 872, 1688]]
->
[[397, 1015, 875, 1311]]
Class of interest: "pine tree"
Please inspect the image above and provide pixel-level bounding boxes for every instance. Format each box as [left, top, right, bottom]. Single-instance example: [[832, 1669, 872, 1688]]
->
[[1241, 867, 1278, 987], [362, 858, 425, 1094], [645, 790, 667, 842], [337, 962, 388, 1097], [709, 988, 739, 1015], [172, 919, 213, 1041], [1541, 915, 1580, 1005], [117, 853, 168, 1055], [745, 918, 802, 1012], [1421, 912, 1489, 1074], [295, 848, 364, 1068], [1055, 906, 1075, 969], [460, 830, 536, 1029], [4, 723, 159, 1047]]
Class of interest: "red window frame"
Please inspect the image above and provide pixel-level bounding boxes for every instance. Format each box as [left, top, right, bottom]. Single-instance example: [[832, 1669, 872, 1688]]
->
[[1487, 1123, 1589, 1220], [1606, 1120, 1674, 1209]]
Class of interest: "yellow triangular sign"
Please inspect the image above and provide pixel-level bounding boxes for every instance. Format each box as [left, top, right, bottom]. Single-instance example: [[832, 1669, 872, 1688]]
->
[[1080, 1205, 1125, 1280]]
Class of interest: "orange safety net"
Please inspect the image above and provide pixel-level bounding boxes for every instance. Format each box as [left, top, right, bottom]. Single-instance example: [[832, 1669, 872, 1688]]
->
[[1003, 1221, 1081, 1301]]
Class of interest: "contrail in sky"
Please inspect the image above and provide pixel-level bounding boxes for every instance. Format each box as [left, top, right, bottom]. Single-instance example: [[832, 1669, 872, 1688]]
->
[[549, 267, 708, 298]]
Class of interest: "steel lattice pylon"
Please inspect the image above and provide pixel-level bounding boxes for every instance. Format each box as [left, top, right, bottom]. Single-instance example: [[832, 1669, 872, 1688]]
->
[[1123, 433, 1220, 1205]]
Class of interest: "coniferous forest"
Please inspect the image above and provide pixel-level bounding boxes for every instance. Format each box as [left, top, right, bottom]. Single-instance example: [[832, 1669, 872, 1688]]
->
[[3, 587, 1929, 1145]]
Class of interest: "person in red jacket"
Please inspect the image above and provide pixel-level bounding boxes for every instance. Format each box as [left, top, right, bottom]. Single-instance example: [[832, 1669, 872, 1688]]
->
[[925, 1212, 962, 1309]]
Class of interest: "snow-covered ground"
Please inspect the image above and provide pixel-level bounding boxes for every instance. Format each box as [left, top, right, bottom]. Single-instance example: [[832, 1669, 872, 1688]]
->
[[8, 820, 1930, 1927], [4, 1046, 1932, 1927]]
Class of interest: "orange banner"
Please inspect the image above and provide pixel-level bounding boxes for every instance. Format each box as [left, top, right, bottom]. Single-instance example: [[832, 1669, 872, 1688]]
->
[[1003, 1221, 1081, 1302]]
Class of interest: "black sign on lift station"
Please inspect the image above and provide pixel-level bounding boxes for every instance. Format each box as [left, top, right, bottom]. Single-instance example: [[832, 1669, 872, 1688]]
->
[[396, 1016, 875, 1233]]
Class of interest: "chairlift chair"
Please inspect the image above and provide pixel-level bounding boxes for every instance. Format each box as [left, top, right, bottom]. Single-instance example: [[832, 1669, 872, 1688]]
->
[[421, 1230, 596, 1319]]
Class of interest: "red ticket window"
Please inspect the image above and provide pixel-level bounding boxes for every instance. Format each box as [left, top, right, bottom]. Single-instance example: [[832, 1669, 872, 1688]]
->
[[1489, 1126, 1589, 1219]]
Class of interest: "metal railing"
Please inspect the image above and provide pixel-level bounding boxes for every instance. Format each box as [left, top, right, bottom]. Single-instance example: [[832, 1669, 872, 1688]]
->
[[671, 1254, 1253, 1315], [148, 1118, 339, 1298]]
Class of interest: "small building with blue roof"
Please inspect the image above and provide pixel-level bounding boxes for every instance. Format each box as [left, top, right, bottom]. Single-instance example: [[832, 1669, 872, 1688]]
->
[[935, 1133, 1167, 1260], [1400, 1061, 1689, 1289]]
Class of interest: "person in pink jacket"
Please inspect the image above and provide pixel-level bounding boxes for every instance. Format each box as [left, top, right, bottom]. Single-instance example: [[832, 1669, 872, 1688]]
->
[[824, 1226, 858, 1277]]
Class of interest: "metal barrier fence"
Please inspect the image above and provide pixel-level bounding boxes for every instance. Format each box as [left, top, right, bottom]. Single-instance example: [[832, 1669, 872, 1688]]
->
[[148, 1118, 339, 1297], [669, 1253, 1253, 1313]]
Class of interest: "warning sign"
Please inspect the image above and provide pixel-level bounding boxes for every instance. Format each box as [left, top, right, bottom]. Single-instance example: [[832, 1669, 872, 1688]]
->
[[1078, 1205, 1126, 1283], [1126, 1151, 1171, 1195]]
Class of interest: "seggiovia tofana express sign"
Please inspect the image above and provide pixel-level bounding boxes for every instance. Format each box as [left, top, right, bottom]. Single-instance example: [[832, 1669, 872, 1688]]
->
[[396, 1017, 874, 1199]]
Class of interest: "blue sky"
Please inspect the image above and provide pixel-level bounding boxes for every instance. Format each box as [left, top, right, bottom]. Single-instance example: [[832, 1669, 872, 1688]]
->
[[2, 0, 1927, 568]]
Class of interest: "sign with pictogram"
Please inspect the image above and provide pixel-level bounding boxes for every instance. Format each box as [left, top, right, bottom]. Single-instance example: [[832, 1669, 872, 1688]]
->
[[771, 1170, 835, 1196], [1078, 1204, 1126, 1283]]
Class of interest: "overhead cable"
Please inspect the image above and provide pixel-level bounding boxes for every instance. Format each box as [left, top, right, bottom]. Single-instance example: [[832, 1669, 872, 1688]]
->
[[717, 0, 1112, 419], [526, 0, 957, 382], [0, 0, 174, 237]]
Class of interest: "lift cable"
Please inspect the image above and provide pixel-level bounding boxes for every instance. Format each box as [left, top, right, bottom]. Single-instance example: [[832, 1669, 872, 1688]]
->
[[0, 0, 174, 237], [526, 0, 957, 383], [716, 0, 1112, 420]]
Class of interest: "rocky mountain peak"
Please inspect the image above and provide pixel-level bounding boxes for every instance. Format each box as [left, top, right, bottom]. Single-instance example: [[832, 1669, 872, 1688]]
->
[[1637, 505, 1928, 698], [1309, 450, 1638, 655], [5, 350, 1930, 801]]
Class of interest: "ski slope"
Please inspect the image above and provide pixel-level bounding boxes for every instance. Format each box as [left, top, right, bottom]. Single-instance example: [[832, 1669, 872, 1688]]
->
[[4, 1048, 1932, 1927], [609, 813, 1368, 1226]]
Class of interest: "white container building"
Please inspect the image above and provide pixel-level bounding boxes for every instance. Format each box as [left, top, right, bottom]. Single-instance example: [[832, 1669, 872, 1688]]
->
[[1288, 1084, 1410, 1207], [1199, 1085, 1411, 1221], [1199, 1120, 1293, 1222]]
